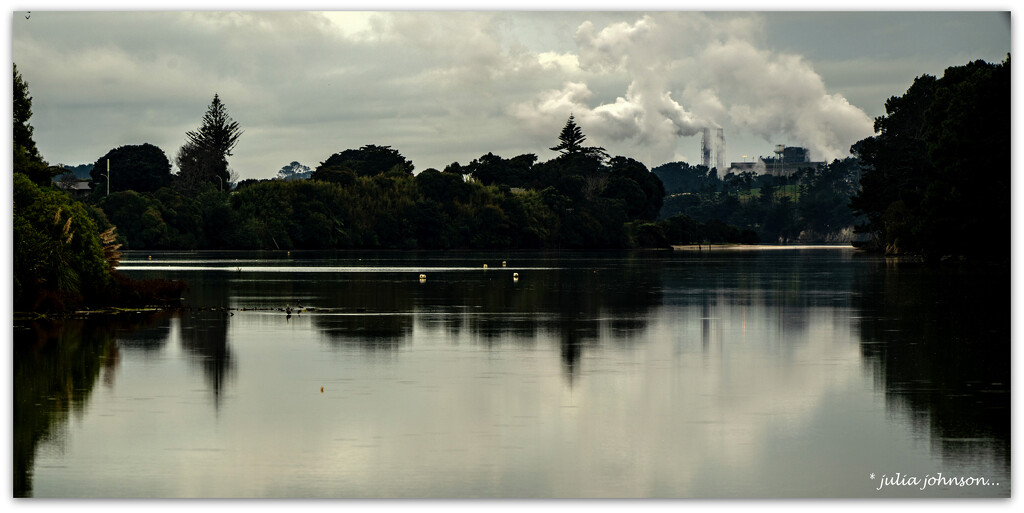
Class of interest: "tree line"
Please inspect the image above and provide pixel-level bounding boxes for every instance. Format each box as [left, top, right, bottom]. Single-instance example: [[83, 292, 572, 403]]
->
[[655, 157, 863, 244], [849, 56, 1009, 261], [39, 109, 757, 253], [13, 55, 1009, 310]]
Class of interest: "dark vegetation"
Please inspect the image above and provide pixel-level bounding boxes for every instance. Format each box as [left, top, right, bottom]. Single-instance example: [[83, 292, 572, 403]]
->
[[13, 64, 185, 313], [655, 158, 862, 244], [12, 56, 1009, 310], [849, 56, 1009, 261]]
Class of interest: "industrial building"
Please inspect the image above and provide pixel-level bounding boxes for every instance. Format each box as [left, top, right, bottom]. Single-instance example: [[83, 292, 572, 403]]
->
[[728, 145, 824, 176]]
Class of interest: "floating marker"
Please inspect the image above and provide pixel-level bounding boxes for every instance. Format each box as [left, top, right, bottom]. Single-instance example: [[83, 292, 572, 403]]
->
[[502, 261, 507, 267], [513, 272, 519, 278], [320, 386, 324, 393], [483, 264, 488, 268]]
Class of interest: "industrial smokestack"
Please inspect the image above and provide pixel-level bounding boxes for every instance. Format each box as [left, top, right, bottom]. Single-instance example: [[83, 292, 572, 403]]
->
[[701, 127, 712, 169], [715, 128, 726, 172]]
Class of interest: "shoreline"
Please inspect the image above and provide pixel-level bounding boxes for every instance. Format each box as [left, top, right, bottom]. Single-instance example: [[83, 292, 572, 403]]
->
[[672, 243, 854, 251]]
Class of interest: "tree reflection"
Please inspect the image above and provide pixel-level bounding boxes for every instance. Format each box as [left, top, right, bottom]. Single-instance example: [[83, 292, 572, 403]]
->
[[309, 275, 416, 350], [314, 313, 412, 351], [853, 261, 1010, 470], [12, 313, 173, 497], [300, 254, 664, 379], [179, 309, 234, 409], [177, 271, 235, 408]]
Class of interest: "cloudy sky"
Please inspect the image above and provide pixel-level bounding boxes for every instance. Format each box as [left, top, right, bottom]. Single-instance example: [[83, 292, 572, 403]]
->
[[9, 5, 1011, 180]]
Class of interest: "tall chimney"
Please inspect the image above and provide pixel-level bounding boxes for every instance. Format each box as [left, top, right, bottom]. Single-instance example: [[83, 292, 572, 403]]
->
[[715, 128, 726, 172], [701, 127, 712, 170]]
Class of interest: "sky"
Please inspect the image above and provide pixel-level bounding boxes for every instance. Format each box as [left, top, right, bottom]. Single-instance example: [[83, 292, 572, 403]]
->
[[8, 5, 1013, 181]]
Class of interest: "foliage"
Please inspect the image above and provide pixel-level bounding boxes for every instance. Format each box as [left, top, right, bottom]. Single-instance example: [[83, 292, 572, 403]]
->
[[276, 161, 313, 181], [652, 161, 719, 195], [97, 191, 171, 250], [13, 64, 57, 186], [465, 152, 537, 188], [13, 173, 112, 310], [11, 73, 184, 312], [178, 94, 242, 191], [850, 56, 1010, 260], [550, 114, 608, 160], [627, 214, 758, 248], [88, 143, 173, 196], [60, 163, 94, 180], [658, 157, 862, 243], [312, 144, 414, 180], [606, 156, 665, 221]]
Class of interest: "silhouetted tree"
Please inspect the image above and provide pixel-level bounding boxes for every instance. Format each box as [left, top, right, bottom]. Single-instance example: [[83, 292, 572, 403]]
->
[[850, 56, 1009, 260], [177, 94, 242, 191], [605, 156, 665, 221], [550, 114, 608, 159], [312, 145, 414, 180], [13, 64, 54, 186], [276, 161, 312, 181], [88, 143, 172, 196]]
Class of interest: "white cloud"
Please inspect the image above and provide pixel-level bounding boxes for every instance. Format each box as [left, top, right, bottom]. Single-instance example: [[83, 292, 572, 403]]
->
[[10, 11, 1005, 177], [512, 13, 875, 165]]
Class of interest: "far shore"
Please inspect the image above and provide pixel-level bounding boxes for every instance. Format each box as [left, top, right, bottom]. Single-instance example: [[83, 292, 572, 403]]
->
[[672, 243, 854, 251]]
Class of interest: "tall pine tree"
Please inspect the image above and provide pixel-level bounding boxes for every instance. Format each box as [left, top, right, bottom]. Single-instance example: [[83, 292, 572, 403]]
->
[[177, 94, 242, 190], [550, 114, 607, 159]]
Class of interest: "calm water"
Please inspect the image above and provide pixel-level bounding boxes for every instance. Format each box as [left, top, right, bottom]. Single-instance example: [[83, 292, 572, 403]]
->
[[13, 249, 1009, 498]]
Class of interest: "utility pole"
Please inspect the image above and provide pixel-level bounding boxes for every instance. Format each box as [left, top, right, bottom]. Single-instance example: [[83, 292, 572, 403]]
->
[[100, 158, 110, 195]]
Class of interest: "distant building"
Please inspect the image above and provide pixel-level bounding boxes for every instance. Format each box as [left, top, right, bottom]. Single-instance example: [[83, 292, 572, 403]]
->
[[728, 145, 823, 176], [56, 179, 92, 199]]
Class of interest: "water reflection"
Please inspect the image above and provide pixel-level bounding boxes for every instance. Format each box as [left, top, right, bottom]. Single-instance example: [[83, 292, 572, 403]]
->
[[12, 313, 172, 497], [853, 261, 1010, 471], [115, 316, 173, 353], [274, 257, 667, 381], [180, 310, 234, 409], [15, 250, 1010, 497]]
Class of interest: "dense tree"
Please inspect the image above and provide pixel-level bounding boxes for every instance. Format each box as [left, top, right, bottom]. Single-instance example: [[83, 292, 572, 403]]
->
[[658, 156, 861, 243], [13, 64, 56, 186], [652, 162, 719, 195], [796, 158, 861, 237], [415, 168, 471, 204], [13, 64, 40, 162], [550, 114, 608, 159], [312, 145, 414, 180], [178, 94, 242, 191], [465, 152, 537, 188], [55, 163, 94, 181], [88, 143, 172, 196], [605, 156, 665, 221], [276, 161, 313, 181], [97, 191, 171, 250], [14, 173, 112, 310], [850, 56, 1009, 260]]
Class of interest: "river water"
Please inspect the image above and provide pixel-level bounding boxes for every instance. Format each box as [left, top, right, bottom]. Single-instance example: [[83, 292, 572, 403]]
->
[[12, 248, 1010, 498]]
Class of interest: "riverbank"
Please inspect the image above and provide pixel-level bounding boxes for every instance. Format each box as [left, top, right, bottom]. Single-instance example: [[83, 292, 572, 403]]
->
[[672, 243, 854, 251]]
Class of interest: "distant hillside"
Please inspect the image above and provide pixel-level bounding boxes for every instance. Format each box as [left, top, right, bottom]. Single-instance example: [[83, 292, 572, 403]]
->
[[58, 163, 94, 180]]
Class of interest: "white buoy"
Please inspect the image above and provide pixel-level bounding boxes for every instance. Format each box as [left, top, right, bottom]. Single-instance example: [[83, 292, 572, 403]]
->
[[513, 272, 519, 278], [502, 261, 507, 267], [483, 264, 488, 268]]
